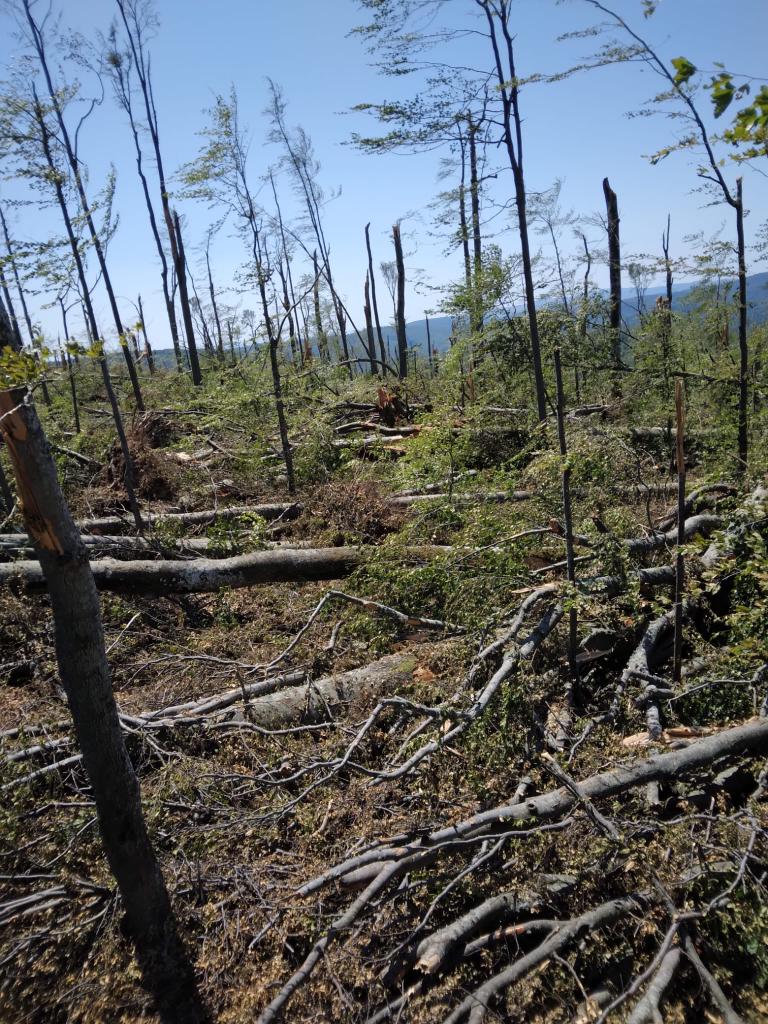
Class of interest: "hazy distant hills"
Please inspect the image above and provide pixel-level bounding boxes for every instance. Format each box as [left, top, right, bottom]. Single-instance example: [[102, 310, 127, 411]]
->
[[148, 272, 768, 366], [380, 271, 768, 355]]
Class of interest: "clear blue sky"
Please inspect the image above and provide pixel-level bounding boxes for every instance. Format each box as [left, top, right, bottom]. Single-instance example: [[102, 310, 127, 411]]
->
[[0, 0, 765, 347]]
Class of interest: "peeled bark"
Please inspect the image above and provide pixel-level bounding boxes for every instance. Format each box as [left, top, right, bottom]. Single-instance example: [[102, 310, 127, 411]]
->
[[0, 298, 206, 1023]]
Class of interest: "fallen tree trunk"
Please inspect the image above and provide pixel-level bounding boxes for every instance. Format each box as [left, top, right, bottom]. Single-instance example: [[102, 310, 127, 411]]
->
[[0, 545, 447, 595], [208, 653, 418, 731], [0, 534, 313, 559], [302, 718, 768, 895], [3, 655, 421, 785], [72, 490, 534, 536], [77, 502, 303, 534]]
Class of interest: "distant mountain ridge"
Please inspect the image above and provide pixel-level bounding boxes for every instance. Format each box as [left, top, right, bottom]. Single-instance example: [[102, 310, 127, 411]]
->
[[147, 272, 768, 367]]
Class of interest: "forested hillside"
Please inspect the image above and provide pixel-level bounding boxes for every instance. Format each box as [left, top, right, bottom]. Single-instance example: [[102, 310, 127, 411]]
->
[[0, 2, 767, 1023]]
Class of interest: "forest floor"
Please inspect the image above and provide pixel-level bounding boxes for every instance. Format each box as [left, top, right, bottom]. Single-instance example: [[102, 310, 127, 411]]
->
[[1, 365, 767, 1024]]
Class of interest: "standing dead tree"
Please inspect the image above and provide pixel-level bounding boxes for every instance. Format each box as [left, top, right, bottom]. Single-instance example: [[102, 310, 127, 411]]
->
[[392, 222, 408, 378], [584, 1, 751, 470], [0, 296, 206, 1023], [602, 176, 623, 369], [268, 81, 351, 373], [114, 0, 201, 382], [18, 0, 145, 409], [182, 91, 295, 492], [365, 223, 387, 373]]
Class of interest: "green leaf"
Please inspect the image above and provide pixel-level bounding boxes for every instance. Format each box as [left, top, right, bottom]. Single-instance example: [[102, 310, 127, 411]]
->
[[671, 56, 697, 86], [708, 73, 735, 118]]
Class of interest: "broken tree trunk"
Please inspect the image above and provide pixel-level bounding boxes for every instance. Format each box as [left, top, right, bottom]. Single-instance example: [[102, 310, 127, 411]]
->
[[0, 545, 449, 596], [0, 296, 206, 1022]]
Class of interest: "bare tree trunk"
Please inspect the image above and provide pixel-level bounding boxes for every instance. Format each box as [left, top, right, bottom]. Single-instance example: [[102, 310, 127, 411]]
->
[[457, 126, 473, 297], [0, 207, 24, 351], [270, 173, 304, 366], [312, 250, 330, 362], [0, 298, 207, 1024], [172, 211, 202, 384], [205, 242, 225, 361], [735, 178, 748, 472], [252, 227, 295, 494], [392, 223, 408, 379], [468, 116, 483, 334], [115, 1, 198, 379], [554, 347, 577, 679], [363, 273, 377, 374], [660, 214, 673, 387], [137, 295, 154, 374], [673, 380, 685, 682], [31, 91, 142, 533], [576, 232, 592, 401], [0, 202, 50, 406], [479, 1, 547, 421], [22, 6, 144, 410], [603, 177, 623, 369], [365, 223, 387, 375], [63, 345, 81, 434], [425, 315, 434, 376]]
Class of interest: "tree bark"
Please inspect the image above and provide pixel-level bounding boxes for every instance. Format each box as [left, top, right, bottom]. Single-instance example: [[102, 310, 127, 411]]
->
[[603, 176, 623, 369], [735, 178, 748, 471], [392, 223, 408, 378], [0, 298, 206, 1023], [468, 116, 483, 334], [137, 295, 154, 374], [0, 545, 452, 596], [30, 91, 141, 532], [173, 211, 202, 384], [479, 1, 546, 420], [554, 347, 577, 678], [363, 273, 377, 374], [22, 0, 144, 410], [365, 223, 387, 374]]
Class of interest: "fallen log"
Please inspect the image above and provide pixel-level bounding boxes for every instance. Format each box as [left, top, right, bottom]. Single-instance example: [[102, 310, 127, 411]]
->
[[302, 718, 768, 895], [0, 545, 448, 595], [72, 489, 534, 536], [77, 502, 303, 534]]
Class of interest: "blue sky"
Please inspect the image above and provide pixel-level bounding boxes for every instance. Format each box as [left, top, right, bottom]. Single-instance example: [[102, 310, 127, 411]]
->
[[0, 0, 765, 347]]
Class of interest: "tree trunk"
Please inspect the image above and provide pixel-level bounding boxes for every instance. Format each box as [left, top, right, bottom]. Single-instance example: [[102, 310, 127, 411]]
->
[[0, 546, 454, 596], [31, 92, 142, 532], [173, 211, 202, 385], [392, 224, 408, 378], [468, 116, 483, 334], [603, 177, 623, 369], [554, 347, 577, 679], [0, 298, 206, 1024], [205, 245, 225, 361], [365, 224, 388, 374], [64, 345, 81, 434], [481, 2, 547, 421], [425, 315, 434, 376], [363, 273, 377, 374], [735, 178, 748, 472], [138, 295, 155, 374], [312, 250, 330, 362]]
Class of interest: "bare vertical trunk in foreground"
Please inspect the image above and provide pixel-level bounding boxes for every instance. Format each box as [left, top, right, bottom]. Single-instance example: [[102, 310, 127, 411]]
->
[[0, 300, 206, 1024]]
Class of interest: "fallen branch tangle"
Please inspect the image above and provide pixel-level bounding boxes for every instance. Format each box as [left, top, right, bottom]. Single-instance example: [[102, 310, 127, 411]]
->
[[257, 721, 768, 1024]]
